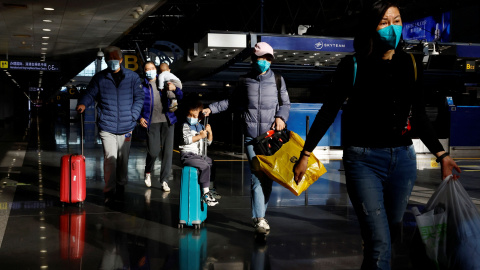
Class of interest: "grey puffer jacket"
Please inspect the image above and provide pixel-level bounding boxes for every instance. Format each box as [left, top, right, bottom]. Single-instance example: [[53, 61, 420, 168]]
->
[[209, 68, 290, 138]]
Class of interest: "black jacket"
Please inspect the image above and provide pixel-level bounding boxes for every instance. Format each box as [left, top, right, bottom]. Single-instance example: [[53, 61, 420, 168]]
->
[[304, 50, 444, 154]]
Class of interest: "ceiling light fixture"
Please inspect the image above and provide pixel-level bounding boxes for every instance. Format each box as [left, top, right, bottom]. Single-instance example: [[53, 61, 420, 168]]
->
[[43, 19, 52, 22], [136, 5, 147, 14], [42, 36, 49, 39], [42, 43, 48, 45], [42, 29, 51, 32], [43, 7, 54, 11]]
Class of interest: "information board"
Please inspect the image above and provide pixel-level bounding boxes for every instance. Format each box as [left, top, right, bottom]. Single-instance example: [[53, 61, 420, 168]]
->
[[0, 60, 60, 72]]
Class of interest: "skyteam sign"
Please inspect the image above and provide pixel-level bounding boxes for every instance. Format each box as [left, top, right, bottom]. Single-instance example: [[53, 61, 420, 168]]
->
[[261, 36, 354, 52]]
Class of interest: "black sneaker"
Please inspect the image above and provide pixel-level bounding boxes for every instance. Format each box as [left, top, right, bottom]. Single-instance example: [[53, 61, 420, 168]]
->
[[201, 192, 219, 206], [210, 188, 222, 200], [115, 184, 125, 201], [104, 191, 115, 206]]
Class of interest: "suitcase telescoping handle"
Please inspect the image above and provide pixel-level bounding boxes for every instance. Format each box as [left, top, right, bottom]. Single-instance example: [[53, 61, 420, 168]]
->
[[80, 112, 84, 156], [203, 116, 208, 157]]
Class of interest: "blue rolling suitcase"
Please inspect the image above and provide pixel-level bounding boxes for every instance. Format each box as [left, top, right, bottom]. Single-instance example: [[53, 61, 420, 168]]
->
[[178, 166, 207, 229]]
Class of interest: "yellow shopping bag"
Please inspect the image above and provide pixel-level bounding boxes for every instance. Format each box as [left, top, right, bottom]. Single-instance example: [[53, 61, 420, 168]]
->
[[255, 131, 326, 196]]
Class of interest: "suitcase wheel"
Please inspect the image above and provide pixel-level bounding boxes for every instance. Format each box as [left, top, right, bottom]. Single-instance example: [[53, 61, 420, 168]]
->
[[78, 202, 84, 208], [194, 224, 200, 230], [178, 223, 183, 229]]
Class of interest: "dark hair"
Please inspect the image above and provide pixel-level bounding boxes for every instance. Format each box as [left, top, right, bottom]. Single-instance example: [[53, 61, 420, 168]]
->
[[103, 46, 122, 60], [353, 0, 402, 57], [186, 99, 204, 111], [144, 61, 156, 68], [251, 53, 274, 63]]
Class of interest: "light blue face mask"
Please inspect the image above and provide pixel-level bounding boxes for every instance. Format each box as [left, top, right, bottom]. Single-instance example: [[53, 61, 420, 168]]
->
[[187, 117, 198, 125], [146, 70, 157, 80], [106, 60, 120, 71], [377, 25, 403, 49], [255, 60, 271, 73]]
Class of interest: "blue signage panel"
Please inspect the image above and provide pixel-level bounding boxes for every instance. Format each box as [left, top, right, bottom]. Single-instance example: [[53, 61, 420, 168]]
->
[[0, 60, 60, 72], [450, 106, 480, 146], [457, 45, 480, 58], [402, 12, 451, 42], [261, 36, 354, 52]]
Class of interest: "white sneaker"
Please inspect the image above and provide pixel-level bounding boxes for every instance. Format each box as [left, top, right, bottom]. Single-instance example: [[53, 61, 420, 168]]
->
[[253, 218, 270, 234], [162, 181, 170, 192], [145, 173, 152, 187], [202, 192, 219, 206]]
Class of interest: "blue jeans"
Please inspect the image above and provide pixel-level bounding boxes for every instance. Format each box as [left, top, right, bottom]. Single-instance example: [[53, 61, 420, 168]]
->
[[343, 145, 417, 270], [245, 137, 273, 219]]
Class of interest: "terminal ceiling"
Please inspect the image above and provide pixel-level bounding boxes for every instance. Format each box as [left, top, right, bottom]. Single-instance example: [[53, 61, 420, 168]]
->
[[0, 0, 478, 98]]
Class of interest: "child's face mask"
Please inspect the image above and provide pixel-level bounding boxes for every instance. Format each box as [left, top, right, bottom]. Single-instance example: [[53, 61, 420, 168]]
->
[[187, 117, 198, 125]]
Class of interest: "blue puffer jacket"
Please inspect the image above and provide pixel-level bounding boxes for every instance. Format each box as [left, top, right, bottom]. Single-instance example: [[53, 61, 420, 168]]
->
[[140, 77, 183, 126], [78, 66, 144, 134], [209, 68, 291, 138]]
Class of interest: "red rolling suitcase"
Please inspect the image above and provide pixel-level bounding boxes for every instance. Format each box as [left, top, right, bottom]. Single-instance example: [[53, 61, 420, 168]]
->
[[60, 210, 86, 260], [60, 113, 86, 206]]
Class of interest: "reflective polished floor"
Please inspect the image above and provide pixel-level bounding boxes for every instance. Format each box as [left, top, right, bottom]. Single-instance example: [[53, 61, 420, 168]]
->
[[0, 108, 479, 270]]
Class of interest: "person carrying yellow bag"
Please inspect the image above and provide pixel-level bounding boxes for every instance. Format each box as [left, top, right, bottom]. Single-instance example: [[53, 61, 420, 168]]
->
[[203, 42, 290, 235]]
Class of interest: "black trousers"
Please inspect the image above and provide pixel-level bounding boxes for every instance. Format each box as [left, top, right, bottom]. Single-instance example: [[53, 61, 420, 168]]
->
[[145, 122, 174, 183]]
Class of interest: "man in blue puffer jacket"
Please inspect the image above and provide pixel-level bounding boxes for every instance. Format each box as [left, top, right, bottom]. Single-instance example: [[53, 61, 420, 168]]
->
[[203, 42, 291, 234], [77, 46, 144, 205]]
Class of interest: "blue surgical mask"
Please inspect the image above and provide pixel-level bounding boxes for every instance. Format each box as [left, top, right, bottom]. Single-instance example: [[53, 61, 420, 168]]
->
[[255, 60, 271, 73], [146, 70, 157, 80], [187, 117, 198, 125], [106, 60, 120, 71], [377, 25, 403, 49]]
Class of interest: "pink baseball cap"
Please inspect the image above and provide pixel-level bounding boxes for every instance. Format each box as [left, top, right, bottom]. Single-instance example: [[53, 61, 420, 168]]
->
[[253, 42, 274, 58]]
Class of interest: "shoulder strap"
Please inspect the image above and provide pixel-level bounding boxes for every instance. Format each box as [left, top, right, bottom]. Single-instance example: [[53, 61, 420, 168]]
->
[[409, 53, 417, 82], [352, 56, 357, 86], [274, 72, 283, 106]]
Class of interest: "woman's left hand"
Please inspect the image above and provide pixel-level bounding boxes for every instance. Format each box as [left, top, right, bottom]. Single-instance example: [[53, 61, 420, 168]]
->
[[440, 156, 461, 180], [271, 118, 285, 131]]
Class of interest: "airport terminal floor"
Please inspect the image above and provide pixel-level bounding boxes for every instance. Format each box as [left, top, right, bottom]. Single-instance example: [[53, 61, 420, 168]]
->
[[0, 108, 479, 270]]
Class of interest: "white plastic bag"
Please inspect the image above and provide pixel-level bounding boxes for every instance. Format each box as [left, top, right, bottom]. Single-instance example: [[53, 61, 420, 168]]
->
[[412, 175, 480, 270]]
